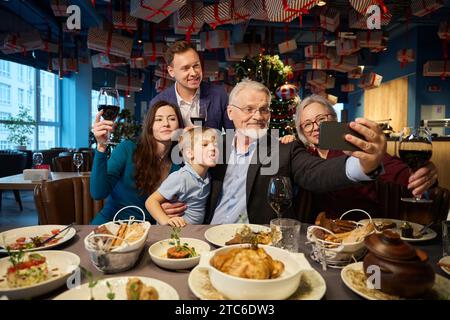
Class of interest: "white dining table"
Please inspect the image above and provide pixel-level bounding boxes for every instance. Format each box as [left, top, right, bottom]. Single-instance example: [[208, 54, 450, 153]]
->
[[0, 172, 90, 190]]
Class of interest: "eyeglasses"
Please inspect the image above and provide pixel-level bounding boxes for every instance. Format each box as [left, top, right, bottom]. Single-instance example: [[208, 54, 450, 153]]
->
[[300, 114, 334, 133], [230, 104, 271, 115]]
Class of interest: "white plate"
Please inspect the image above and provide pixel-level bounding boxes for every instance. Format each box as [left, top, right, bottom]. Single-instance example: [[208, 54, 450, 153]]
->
[[439, 256, 450, 276], [0, 225, 77, 252], [149, 238, 210, 270], [0, 250, 80, 300], [53, 276, 179, 300], [188, 266, 326, 300], [341, 262, 450, 300], [358, 218, 437, 242], [204, 224, 271, 247]]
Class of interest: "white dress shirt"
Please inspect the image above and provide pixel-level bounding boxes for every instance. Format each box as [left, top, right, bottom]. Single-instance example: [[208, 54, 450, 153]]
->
[[175, 82, 200, 127]]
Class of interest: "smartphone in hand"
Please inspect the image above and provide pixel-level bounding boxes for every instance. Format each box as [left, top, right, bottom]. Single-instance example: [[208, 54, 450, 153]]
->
[[318, 122, 365, 151]]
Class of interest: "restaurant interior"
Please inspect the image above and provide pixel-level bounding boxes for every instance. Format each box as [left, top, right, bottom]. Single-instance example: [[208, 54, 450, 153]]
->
[[0, 0, 449, 303]]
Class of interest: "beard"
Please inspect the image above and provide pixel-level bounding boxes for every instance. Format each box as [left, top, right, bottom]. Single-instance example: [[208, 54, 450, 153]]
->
[[238, 127, 268, 140]]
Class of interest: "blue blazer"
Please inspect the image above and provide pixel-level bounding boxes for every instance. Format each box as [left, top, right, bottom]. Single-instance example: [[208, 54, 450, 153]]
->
[[149, 82, 234, 130]]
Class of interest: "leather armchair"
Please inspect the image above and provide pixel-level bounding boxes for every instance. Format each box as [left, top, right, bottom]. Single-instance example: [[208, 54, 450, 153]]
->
[[0, 150, 27, 210], [34, 176, 104, 224]]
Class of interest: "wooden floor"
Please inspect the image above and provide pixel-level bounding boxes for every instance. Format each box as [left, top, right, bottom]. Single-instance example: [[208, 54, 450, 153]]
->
[[0, 190, 38, 228]]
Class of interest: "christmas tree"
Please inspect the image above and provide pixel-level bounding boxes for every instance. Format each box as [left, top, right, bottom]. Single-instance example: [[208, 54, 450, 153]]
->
[[234, 54, 298, 137]]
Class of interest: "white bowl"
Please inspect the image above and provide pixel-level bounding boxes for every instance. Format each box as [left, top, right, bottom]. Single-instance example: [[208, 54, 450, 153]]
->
[[198, 244, 303, 300], [148, 238, 210, 270]]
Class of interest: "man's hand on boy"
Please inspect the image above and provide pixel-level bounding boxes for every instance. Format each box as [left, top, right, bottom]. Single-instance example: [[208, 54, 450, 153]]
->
[[161, 201, 187, 217]]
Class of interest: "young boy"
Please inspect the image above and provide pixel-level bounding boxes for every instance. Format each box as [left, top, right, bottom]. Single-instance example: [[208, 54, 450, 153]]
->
[[145, 127, 219, 227]]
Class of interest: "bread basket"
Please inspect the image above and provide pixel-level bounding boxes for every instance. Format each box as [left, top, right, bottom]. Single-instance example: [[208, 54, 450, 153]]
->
[[306, 209, 374, 269], [84, 206, 151, 273]]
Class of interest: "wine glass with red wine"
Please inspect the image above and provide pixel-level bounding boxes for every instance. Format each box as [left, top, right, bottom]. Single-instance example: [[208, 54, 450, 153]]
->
[[97, 87, 120, 145], [267, 176, 293, 219], [190, 107, 207, 127], [398, 127, 433, 203]]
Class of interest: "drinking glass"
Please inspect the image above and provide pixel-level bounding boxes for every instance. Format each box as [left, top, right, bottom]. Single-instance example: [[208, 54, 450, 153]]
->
[[398, 127, 433, 203], [190, 107, 207, 127], [267, 176, 293, 219], [32, 152, 43, 168], [97, 87, 120, 145], [270, 218, 301, 252], [73, 152, 84, 175]]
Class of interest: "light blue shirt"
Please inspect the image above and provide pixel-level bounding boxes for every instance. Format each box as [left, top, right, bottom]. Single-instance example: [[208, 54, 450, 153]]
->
[[211, 141, 258, 225], [211, 136, 375, 225], [158, 163, 210, 224]]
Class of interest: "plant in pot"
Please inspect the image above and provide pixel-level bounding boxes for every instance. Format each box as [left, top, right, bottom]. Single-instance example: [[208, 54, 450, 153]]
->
[[4, 106, 36, 150]]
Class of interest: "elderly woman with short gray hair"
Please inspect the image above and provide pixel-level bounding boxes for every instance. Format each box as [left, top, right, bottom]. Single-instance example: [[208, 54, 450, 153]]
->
[[294, 94, 438, 219]]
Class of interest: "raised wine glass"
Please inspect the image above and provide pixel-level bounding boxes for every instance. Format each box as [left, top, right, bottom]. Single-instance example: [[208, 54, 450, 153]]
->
[[190, 107, 207, 127], [267, 176, 293, 219], [398, 127, 433, 203], [73, 152, 84, 176], [32, 152, 43, 168], [97, 87, 120, 145]]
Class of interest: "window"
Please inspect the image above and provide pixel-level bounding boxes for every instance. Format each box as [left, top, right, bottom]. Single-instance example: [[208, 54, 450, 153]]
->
[[18, 88, 24, 107], [333, 103, 344, 122], [0, 60, 10, 78], [0, 59, 59, 150], [0, 83, 11, 105]]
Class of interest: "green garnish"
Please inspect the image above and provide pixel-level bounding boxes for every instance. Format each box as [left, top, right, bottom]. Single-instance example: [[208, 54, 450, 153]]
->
[[129, 283, 140, 300], [106, 281, 115, 300], [169, 227, 197, 258], [7, 247, 24, 267], [80, 267, 99, 300]]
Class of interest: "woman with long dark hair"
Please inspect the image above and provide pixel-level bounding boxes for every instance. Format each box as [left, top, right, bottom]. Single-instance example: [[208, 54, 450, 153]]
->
[[90, 100, 184, 224]]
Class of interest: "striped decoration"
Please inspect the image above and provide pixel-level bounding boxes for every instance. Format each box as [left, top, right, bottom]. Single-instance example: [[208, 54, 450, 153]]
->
[[130, 0, 186, 23], [112, 11, 138, 31], [173, 0, 205, 41], [230, 0, 251, 24], [204, 1, 232, 29], [250, 0, 316, 23], [87, 27, 133, 59], [411, 0, 444, 17]]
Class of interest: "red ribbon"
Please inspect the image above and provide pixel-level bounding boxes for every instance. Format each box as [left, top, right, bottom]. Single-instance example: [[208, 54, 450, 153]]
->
[[106, 29, 112, 56], [116, 2, 134, 34], [150, 24, 157, 62], [230, 0, 250, 22], [178, 1, 197, 43], [141, 0, 175, 21], [281, 0, 314, 23], [210, 3, 231, 29]]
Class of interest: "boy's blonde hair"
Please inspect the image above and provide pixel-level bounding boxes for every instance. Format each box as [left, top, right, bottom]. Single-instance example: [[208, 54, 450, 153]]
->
[[178, 127, 217, 161]]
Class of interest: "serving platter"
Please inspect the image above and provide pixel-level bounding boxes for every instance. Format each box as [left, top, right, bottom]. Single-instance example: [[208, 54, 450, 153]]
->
[[0, 225, 76, 252], [439, 256, 450, 276], [0, 251, 80, 300], [204, 224, 271, 247], [358, 218, 437, 242], [53, 276, 179, 300]]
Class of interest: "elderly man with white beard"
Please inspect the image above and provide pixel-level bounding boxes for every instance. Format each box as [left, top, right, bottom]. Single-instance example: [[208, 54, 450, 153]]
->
[[164, 79, 387, 224]]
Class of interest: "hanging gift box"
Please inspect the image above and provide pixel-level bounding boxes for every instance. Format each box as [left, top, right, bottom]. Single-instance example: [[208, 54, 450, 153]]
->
[[336, 39, 360, 56], [423, 60, 450, 77], [143, 42, 167, 58], [341, 84, 355, 92], [306, 70, 335, 89], [348, 66, 364, 79], [249, 0, 316, 23], [291, 61, 312, 71], [230, 0, 251, 24], [41, 42, 58, 54], [320, 7, 340, 32], [50, 0, 70, 17], [112, 11, 138, 31], [411, 0, 444, 17], [438, 21, 450, 40], [87, 27, 133, 59], [116, 76, 142, 92], [203, 1, 232, 29], [203, 60, 220, 78], [358, 72, 383, 89], [130, 0, 186, 23], [91, 53, 128, 68], [51, 58, 78, 72], [129, 57, 152, 69], [370, 38, 388, 53], [349, 7, 391, 29], [312, 58, 332, 70], [356, 31, 384, 48], [304, 44, 327, 58], [278, 39, 297, 54], [349, 0, 388, 15], [397, 49, 415, 67], [0, 30, 44, 54], [173, 0, 205, 41], [332, 55, 358, 72], [200, 30, 231, 50], [225, 43, 261, 61]]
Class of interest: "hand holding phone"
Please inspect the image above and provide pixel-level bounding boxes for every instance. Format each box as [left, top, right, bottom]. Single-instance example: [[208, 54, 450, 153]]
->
[[318, 122, 366, 151]]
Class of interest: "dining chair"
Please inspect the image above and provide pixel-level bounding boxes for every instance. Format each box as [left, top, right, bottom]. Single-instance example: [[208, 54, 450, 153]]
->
[[0, 150, 27, 211], [34, 176, 104, 224]]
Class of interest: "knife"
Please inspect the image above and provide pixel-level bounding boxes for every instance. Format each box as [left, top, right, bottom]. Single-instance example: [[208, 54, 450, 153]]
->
[[41, 223, 75, 245]]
